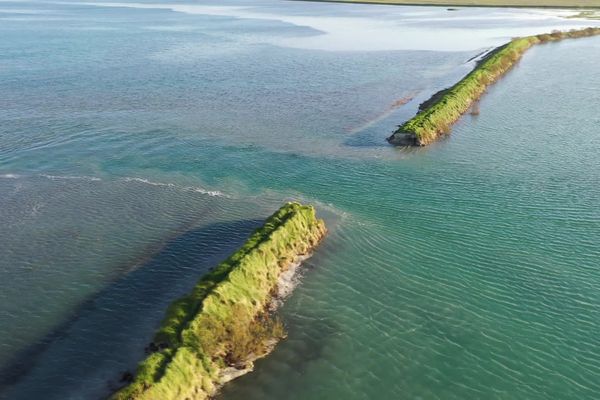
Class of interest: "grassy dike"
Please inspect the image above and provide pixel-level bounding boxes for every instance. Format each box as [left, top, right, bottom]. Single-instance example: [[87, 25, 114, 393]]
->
[[111, 202, 326, 400], [387, 27, 600, 146]]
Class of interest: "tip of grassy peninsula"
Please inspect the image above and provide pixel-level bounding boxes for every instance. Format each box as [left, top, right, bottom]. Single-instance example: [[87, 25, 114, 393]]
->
[[388, 27, 600, 147], [111, 202, 326, 400]]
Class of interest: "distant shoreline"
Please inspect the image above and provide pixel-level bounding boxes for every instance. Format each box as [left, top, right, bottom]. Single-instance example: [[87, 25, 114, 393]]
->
[[291, 0, 600, 9]]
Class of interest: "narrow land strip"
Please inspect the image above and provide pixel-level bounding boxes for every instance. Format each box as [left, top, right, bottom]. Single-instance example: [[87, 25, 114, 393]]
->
[[387, 27, 600, 146], [111, 202, 326, 400]]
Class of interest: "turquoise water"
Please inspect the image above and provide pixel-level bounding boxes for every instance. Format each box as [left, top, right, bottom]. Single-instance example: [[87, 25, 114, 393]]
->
[[1, 1, 600, 399]]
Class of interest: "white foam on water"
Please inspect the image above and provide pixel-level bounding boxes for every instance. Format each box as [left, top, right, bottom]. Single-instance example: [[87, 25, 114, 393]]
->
[[40, 174, 102, 182], [3, 173, 225, 197], [188, 187, 225, 197], [121, 177, 170, 186], [121, 177, 227, 198]]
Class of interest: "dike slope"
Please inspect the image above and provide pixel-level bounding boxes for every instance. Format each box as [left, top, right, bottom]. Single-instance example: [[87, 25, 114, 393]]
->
[[111, 202, 326, 400], [388, 27, 600, 146]]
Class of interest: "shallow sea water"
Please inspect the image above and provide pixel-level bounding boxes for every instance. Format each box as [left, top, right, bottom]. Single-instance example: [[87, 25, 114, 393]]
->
[[1, 0, 600, 398]]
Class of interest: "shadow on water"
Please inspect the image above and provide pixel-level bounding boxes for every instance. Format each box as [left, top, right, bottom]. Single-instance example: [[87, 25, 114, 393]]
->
[[0, 218, 264, 400]]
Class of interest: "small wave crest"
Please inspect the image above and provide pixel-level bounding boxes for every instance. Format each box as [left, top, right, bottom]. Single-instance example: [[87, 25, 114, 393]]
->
[[2, 173, 101, 181], [40, 174, 102, 182], [121, 177, 226, 197], [0, 173, 226, 197]]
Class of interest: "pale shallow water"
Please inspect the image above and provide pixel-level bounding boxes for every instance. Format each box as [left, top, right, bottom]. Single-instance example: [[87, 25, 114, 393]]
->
[[1, 1, 600, 399]]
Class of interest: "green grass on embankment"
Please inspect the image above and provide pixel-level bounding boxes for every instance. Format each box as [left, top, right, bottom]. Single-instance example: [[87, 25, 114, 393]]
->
[[387, 27, 600, 146], [301, 0, 600, 9], [111, 202, 326, 400]]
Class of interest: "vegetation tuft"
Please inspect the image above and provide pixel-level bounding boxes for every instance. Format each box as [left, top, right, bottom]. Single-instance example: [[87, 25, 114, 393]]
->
[[111, 202, 326, 400], [387, 27, 600, 146]]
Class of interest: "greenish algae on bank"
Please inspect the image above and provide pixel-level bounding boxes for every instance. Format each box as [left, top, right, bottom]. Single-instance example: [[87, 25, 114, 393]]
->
[[387, 27, 600, 146], [111, 202, 326, 400]]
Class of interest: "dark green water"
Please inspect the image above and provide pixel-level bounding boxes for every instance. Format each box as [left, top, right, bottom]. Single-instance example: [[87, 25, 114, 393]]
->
[[1, 1, 599, 398]]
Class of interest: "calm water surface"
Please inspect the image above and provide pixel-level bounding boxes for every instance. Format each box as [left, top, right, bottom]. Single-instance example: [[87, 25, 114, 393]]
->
[[1, 0, 600, 399]]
